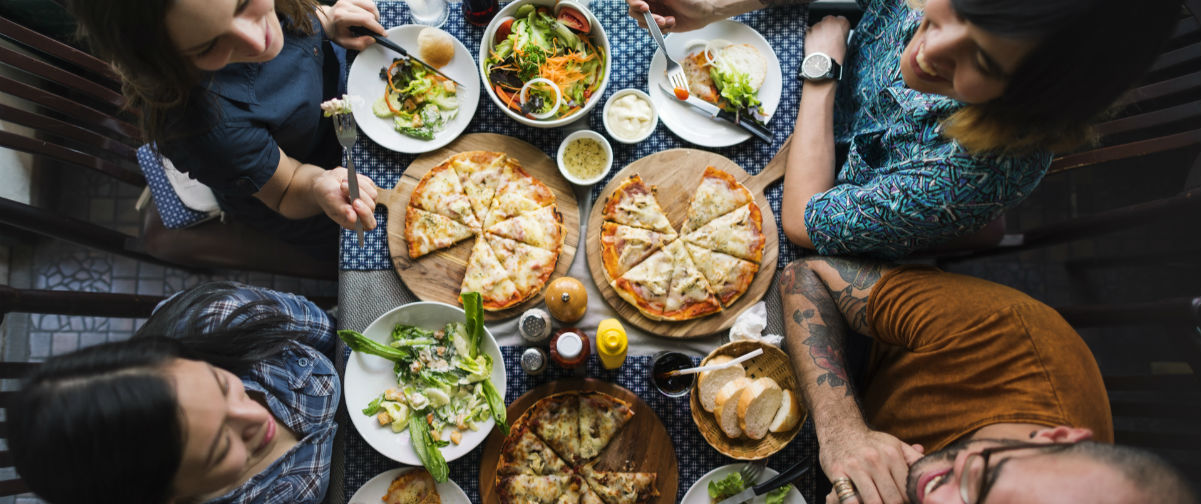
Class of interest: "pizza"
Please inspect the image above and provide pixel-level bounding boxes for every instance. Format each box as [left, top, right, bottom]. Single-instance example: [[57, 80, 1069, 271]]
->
[[495, 391, 655, 504], [383, 469, 440, 504], [598, 166, 764, 320], [403, 151, 562, 311]]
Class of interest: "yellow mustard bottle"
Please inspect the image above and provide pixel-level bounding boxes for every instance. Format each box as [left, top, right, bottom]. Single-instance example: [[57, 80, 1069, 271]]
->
[[596, 318, 628, 370]]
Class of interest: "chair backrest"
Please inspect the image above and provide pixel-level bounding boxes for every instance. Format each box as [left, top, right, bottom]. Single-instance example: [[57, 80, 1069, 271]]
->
[[0, 360, 38, 497]]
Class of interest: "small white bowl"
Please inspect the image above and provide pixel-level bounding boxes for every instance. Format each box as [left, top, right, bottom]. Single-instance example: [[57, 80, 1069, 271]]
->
[[556, 130, 613, 186], [603, 88, 658, 144]]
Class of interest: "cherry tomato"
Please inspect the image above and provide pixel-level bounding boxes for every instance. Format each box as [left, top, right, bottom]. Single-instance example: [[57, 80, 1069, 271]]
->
[[556, 7, 590, 34], [494, 18, 515, 45], [674, 87, 689, 100]]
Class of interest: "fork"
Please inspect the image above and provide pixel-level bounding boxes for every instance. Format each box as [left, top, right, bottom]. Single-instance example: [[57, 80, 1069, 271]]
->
[[641, 10, 689, 93], [332, 113, 365, 247], [739, 460, 766, 486]]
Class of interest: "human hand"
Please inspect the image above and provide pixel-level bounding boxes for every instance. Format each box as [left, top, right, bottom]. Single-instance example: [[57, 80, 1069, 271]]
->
[[819, 426, 924, 504], [314, 168, 379, 231], [805, 15, 851, 64], [322, 0, 385, 51], [626, 0, 723, 33]]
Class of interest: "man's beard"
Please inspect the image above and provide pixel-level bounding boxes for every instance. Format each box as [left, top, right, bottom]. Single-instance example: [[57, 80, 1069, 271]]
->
[[904, 438, 1026, 502]]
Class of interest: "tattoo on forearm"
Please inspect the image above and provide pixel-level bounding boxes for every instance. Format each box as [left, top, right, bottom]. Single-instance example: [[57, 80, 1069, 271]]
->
[[781, 262, 853, 397], [820, 257, 886, 332]]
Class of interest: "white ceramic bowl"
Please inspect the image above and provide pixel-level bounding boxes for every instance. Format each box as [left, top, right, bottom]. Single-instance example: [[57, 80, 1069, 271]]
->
[[343, 301, 506, 465], [556, 130, 613, 185], [479, 0, 611, 128], [602, 88, 658, 144]]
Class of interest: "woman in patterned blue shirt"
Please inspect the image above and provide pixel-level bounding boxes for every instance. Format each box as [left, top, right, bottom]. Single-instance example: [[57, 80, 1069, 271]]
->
[[631, 0, 1179, 258], [10, 283, 339, 504]]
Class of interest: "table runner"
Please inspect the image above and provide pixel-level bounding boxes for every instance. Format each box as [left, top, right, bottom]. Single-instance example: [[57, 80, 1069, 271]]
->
[[339, 1, 809, 271], [342, 347, 818, 503]]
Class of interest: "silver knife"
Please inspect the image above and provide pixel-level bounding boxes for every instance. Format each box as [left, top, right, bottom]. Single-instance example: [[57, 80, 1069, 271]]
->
[[656, 81, 773, 143], [349, 26, 463, 86], [715, 461, 809, 504]]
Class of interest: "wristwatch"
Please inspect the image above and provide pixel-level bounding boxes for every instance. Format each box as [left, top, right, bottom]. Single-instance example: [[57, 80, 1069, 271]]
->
[[798, 52, 842, 82]]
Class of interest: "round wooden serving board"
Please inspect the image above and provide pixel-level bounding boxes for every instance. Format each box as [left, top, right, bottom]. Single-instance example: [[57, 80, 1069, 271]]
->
[[376, 133, 580, 320], [586, 148, 784, 338], [478, 379, 679, 504]]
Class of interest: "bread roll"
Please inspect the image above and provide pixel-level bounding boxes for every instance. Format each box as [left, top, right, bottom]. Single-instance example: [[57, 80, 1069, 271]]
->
[[712, 377, 751, 438], [697, 356, 746, 413], [418, 27, 455, 68], [768, 388, 801, 433], [736, 377, 782, 440]]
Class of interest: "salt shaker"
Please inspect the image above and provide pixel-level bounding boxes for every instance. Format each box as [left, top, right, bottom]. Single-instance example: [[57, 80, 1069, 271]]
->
[[518, 308, 552, 345]]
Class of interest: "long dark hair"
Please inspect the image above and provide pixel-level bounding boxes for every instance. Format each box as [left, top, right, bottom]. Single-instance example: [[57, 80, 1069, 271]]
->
[[10, 282, 306, 504], [66, 0, 322, 142], [940, 0, 1181, 153]]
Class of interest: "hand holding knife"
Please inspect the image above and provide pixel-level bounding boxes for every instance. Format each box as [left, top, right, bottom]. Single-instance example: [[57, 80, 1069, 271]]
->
[[349, 26, 462, 86]]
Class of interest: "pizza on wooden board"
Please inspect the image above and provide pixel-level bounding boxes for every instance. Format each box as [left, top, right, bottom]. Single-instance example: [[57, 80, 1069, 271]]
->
[[404, 151, 563, 310], [599, 166, 764, 321], [495, 391, 653, 504]]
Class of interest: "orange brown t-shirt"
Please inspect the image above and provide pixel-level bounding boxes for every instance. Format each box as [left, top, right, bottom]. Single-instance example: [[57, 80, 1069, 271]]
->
[[861, 266, 1112, 452]]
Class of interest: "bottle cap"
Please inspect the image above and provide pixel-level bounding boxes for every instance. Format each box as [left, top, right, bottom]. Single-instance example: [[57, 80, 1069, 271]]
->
[[518, 308, 552, 343], [555, 332, 583, 359]]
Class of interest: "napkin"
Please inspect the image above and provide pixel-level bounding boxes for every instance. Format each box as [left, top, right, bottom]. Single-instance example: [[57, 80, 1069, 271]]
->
[[728, 301, 783, 346]]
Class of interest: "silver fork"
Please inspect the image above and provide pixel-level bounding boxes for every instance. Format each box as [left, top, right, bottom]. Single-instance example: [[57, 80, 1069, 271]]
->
[[332, 113, 364, 247], [739, 460, 766, 486], [641, 10, 689, 93]]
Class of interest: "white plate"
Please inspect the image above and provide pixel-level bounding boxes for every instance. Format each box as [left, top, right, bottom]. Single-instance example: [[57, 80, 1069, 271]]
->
[[347, 467, 471, 504], [682, 464, 807, 504], [647, 20, 783, 147], [347, 25, 481, 153], [343, 301, 507, 465]]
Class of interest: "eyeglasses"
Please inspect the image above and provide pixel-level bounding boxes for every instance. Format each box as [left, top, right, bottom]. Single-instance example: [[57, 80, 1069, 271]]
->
[[958, 442, 1074, 504]]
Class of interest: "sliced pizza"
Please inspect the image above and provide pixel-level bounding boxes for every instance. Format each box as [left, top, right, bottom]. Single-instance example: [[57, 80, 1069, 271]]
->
[[680, 203, 765, 263], [601, 175, 677, 239], [486, 232, 558, 301], [528, 393, 583, 466], [486, 205, 564, 252], [448, 151, 513, 224], [577, 392, 635, 460], [610, 244, 676, 320], [496, 474, 574, 504], [409, 162, 481, 230], [599, 222, 674, 282], [579, 462, 660, 504], [681, 165, 754, 234], [404, 207, 476, 259], [483, 170, 557, 228], [685, 243, 759, 307], [497, 426, 570, 477], [662, 240, 722, 321], [461, 236, 522, 311]]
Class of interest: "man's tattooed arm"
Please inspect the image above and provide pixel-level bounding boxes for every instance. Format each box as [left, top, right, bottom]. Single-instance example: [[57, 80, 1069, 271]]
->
[[781, 260, 854, 397]]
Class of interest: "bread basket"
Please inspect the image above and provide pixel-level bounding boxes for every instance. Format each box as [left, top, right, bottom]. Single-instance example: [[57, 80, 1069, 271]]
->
[[689, 340, 805, 459]]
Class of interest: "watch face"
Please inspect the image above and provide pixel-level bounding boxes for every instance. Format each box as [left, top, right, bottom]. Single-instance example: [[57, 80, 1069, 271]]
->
[[802, 54, 831, 79]]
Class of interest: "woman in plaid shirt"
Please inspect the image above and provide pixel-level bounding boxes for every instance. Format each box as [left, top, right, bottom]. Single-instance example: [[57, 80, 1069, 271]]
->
[[11, 282, 338, 504]]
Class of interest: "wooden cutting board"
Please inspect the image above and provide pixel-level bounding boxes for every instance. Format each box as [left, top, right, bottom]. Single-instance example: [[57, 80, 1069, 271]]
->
[[478, 379, 679, 504], [585, 148, 785, 338], [376, 133, 580, 320]]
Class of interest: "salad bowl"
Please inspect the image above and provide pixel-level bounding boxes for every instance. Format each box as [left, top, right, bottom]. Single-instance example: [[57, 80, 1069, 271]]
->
[[343, 301, 507, 466], [479, 0, 611, 128]]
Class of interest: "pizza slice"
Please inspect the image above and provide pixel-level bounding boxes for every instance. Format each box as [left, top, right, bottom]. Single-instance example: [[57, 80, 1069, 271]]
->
[[601, 175, 677, 239], [662, 240, 722, 321], [577, 391, 635, 460], [461, 236, 522, 311], [610, 243, 676, 321], [680, 203, 765, 263], [685, 243, 759, 307], [497, 426, 570, 477], [486, 205, 564, 252], [449, 151, 513, 224], [496, 474, 574, 504], [486, 232, 558, 301], [410, 162, 481, 230], [579, 462, 659, 504], [528, 393, 583, 466], [599, 222, 674, 282], [483, 171, 556, 228], [404, 207, 476, 258], [681, 165, 754, 234]]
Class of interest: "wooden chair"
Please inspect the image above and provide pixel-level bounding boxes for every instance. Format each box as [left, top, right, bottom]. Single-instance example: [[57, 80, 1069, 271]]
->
[[0, 16, 337, 280]]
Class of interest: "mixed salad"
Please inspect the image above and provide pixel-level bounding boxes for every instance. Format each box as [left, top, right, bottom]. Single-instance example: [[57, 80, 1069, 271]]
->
[[372, 58, 459, 140], [484, 3, 605, 120], [338, 292, 507, 482], [708, 471, 792, 504]]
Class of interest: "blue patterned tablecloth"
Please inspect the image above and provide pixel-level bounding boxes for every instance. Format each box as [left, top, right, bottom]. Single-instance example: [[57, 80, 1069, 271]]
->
[[339, 1, 809, 272], [343, 346, 817, 502]]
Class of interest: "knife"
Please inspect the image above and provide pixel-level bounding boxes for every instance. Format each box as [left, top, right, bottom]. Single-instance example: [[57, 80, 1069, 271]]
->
[[657, 81, 773, 144], [349, 26, 462, 86], [715, 461, 810, 504]]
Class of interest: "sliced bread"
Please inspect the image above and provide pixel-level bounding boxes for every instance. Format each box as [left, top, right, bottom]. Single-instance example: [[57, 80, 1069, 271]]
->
[[736, 377, 783, 440], [719, 44, 767, 91], [712, 376, 752, 438], [768, 388, 801, 433], [698, 356, 746, 412]]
